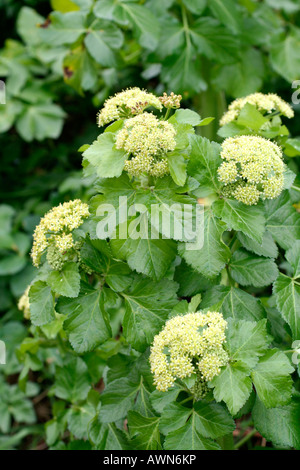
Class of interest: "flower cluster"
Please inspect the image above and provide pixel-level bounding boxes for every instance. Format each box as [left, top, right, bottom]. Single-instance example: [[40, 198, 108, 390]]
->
[[115, 112, 176, 177], [159, 92, 182, 109], [149, 311, 229, 392], [18, 286, 30, 320], [220, 92, 294, 126], [218, 136, 285, 205], [31, 200, 90, 267], [97, 88, 162, 127]]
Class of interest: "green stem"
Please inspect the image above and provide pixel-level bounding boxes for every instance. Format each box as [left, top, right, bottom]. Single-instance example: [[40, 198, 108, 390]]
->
[[164, 108, 171, 121], [234, 428, 257, 450], [291, 185, 300, 192]]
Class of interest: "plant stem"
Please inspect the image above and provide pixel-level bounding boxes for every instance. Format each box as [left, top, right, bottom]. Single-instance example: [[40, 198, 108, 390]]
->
[[234, 428, 257, 450]]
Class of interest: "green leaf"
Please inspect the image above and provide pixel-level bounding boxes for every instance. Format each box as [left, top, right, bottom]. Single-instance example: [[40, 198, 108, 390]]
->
[[164, 416, 221, 450], [17, 7, 45, 46], [236, 103, 268, 131], [265, 191, 300, 250], [99, 376, 144, 423], [211, 362, 252, 415], [162, 47, 207, 95], [84, 19, 123, 67], [111, 233, 177, 282], [174, 260, 220, 297], [47, 262, 80, 297], [68, 402, 96, 439], [29, 281, 55, 326], [83, 133, 127, 178], [251, 350, 294, 408], [209, 0, 242, 33], [128, 412, 161, 450], [114, 2, 160, 50], [179, 209, 230, 279], [190, 17, 240, 64], [237, 231, 278, 259], [0, 255, 26, 275], [16, 103, 65, 142], [160, 402, 235, 440], [57, 282, 112, 353], [166, 150, 187, 187], [187, 135, 221, 195], [121, 277, 178, 352], [252, 395, 300, 449], [150, 385, 182, 414], [212, 48, 265, 98], [285, 240, 300, 278], [270, 27, 300, 82], [212, 199, 265, 244], [53, 357, 90, 402], [63, 47, 97, 94], [40, 11, 86, 46], [173, 109, 202, 126], [230, 249, 279, 287], [201, 285, 265, 321], [273, 274, 300, 340], [89, 418, 129, 450], [225, 319, 269, 369]]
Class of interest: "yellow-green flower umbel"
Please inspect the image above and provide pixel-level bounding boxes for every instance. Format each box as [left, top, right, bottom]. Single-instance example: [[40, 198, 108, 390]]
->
[[31, 199, 90, 267], [220, 92, 294, 126], [218, 136, 285, 205], [115, 112, 176, 177], [149, 311, 229, 392], [18, 286, 31, 320], [97, 87, 163, 127]]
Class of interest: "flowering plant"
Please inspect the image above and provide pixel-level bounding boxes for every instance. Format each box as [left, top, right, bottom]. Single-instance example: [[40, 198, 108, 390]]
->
[[17, 88, 300, 451]]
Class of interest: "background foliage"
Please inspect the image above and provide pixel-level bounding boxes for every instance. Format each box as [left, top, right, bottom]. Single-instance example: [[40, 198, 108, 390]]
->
[[0, 0, 300, 450]]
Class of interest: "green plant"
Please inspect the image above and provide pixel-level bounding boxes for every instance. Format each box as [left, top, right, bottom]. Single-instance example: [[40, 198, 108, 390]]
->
[[13, 88, 300, 450]]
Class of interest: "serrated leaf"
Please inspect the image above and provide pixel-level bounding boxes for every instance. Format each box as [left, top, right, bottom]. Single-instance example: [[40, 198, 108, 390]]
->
[[230, 249, 278, 287], [121, 277, 178, 352], [57, 282, 112, 353], [114, 2, 160, 50], [265, 191, 300, 250], [67, 402, 96, 439], [53, 357, 90, 402], [128, 411, 161, 450], [89, 418, 129, 450], [163, 416, 221, 450], [237, 230, 278, 259], [47, 262, 80, 297], [190, 17, 239, 64], [179, 209, 230, 279], [187, 135, 221, 195], [285, 240, 300, 278], [273, 274, 300, 340], [160, 402, 234, 440], [29, 281, 55, 326], [209, 0, 241, 34], [225, 318, 269, 369], [251, 350, 294, 408], [252, 395, 300, 449], [162, 47, 207, 95], [212, 199, 265, 244], [211, 362, 253, 415], [201, 285, 265, 321], [83, 133, 127, 178], [111, 235, 177, 282]]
